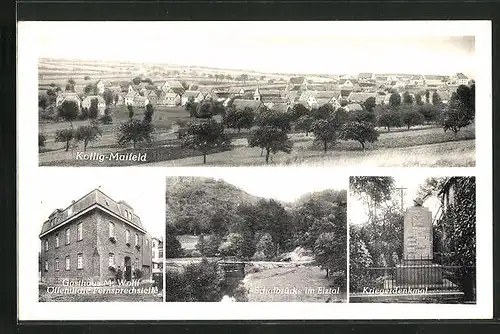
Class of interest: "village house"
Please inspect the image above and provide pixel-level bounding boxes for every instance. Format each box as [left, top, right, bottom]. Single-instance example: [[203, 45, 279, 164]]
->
[[409, 75, 426, 86], [339, 78, 359, 90], [159, 80, 184, 93], [449, 73, 469, 86], [230, 99, 264, 113], [358, 73, 375, 81], [81, 95, 106, 115], [297, 91, 318, 109], [287, 76, 307, 91], [143, 90, 159, 105], [124, 86, 139, 106], [424, 75, 448, 87], [39, 189, 152, 284], [346, 92, 378, 104], [132, 96, 150, 108], [312, 91, 341, 109], [181, 91, 204, 106], [96, 80, 105, 94], [56, 92, 82, 109], [151, 237, 163, 275], [158, 91, 181, 107], [344, 103, 364, 112]]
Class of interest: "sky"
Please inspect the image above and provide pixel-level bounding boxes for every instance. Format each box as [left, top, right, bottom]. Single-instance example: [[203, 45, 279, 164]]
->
[[26, 21, 476, 76], [348, 175, 442, 225], [38, 169, 165, 238]]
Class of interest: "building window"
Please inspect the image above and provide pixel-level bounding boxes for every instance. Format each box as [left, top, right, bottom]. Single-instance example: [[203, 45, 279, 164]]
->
[[55, 258, 59, 271], [65, 256, 70, 270], [55, 234, 59, 248], [44, 260, 48, 271], [77, 253, 83, 269], [145, 239, 149, 248], [135, 258, 139, 269], [109, 222, 115, 238], [124, 210, 128, 219], [135, 234, 139, 246], [65, 228, 70, 245], [126, 230, 130, 244], [158, 248, 163, 259], [44, 240, 48, 251], [77, 222, 83, 241], [109, 253, 114, 267]]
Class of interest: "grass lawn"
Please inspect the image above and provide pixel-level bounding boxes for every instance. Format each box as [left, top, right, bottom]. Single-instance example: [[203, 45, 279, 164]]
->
[[38, 282, 163, 302], [147, 125, 475, 167], [243, 265, 346, 302]]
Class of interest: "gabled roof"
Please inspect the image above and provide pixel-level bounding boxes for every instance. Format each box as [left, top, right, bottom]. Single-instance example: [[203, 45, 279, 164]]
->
[[159, 91, 179, 99], [345, 103, 363, 112], [270, 103, 290, 113], [230, 99, 263, 111], [228, 87, 245, 94], [358, 73, 373, 79], [258, 89, 282, 97], [314, 90, 341, 99], [339, 79, 359, 85], [82, 95, 106, 104], [347, 92, 377, 103], [40, 189, 146, 237], [298, 91, 315, 102], [455, 73, 468, 79], [183, 90, 202, 98]]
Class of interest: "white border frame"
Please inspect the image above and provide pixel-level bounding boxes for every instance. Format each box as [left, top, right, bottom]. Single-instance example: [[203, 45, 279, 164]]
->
[[17, 20, 492, 320]]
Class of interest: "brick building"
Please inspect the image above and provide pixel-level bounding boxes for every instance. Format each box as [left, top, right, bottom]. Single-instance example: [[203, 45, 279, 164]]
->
[[39, 189, 152, 284]]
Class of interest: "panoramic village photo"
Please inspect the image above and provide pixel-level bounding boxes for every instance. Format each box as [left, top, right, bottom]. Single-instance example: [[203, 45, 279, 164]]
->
[[165, 171, 347, 302], [348, 176, 476, 304], [38, 172, 164, 302], [37, 22, 476, 167]]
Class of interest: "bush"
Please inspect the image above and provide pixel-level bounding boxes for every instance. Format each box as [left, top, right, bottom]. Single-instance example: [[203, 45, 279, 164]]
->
[[38, 133, 46, 148], [133, 268, 144, 279], [166, 259, 225, 302]]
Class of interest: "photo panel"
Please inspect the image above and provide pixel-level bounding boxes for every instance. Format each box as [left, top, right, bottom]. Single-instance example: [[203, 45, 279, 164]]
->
[[30, 21, 481, 168], [165, 170, 348, 302], [35, 169, 165, 303], [348, 175, 477, 304]]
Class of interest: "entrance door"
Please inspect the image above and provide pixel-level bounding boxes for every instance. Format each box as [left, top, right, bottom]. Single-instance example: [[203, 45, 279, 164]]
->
[[124, 256, 132, 281]]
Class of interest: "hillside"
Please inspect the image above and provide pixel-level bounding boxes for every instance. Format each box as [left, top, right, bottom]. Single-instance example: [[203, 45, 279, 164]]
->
[[165, 177, 261, 234]]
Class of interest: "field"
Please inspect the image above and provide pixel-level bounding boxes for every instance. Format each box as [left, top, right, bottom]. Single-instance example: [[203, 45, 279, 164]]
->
[[243, 265, 346, 302], [39, 111, 475, 167]]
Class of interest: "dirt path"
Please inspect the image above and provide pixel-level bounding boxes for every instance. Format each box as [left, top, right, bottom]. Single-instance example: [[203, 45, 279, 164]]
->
[[243, 265, 346, 302]]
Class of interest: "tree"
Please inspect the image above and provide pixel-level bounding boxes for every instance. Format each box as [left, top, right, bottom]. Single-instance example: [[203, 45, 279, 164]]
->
[[425, 89, 430, 103], [196, 101, 214, 119], [348, 109, 376, 123], [84, 84, 98, 95], [255, 110, 292, 131], [291, 103, 309, 122], [218, 233, 244, 257], [103, 89, 114, 106], [253, 233, 274, 260], [377, 110, 401, 131], [364, 96, 377, 113], [340, 121, 379, 150], [55, 128, 74, 151], [38, 133, 46, 149], [223, 107, 255, 132], [65, 82, 75, 92], [418, 103, 438, 123], [196, 234, 222, 257], [114, 94, 119, 105], [240, 74, 248, 84], [401, 109, 424, 129], [349, 227, 375, 290], [166, 226, 182, 258], [415, 93, 424, 106], [349, 176, 395, 205], [74, 124, 102, 151], [144, 103, 154, 123], [442, 99, 474, 136], [455, 84, 475, 120], [127, 104, 134, 119], [89, 98, 99, 120], [116, 119, 154, 149], [402, 91, 413, 104], [314, 232, 346, 278], [312, 103, 335, 120], [99, 108, 113, 124], [182, 119, 230, 164], [84, 76, 91, 80], [432, 91, 442, 106], [248, 126, 293, 163], [310, 118, 339, 153], [132, 76, 142, 85], [67, 78, 76, 85], [58, 100, 79, 127], [389, 93, 401, 107], [294, 115, 314, 136]]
